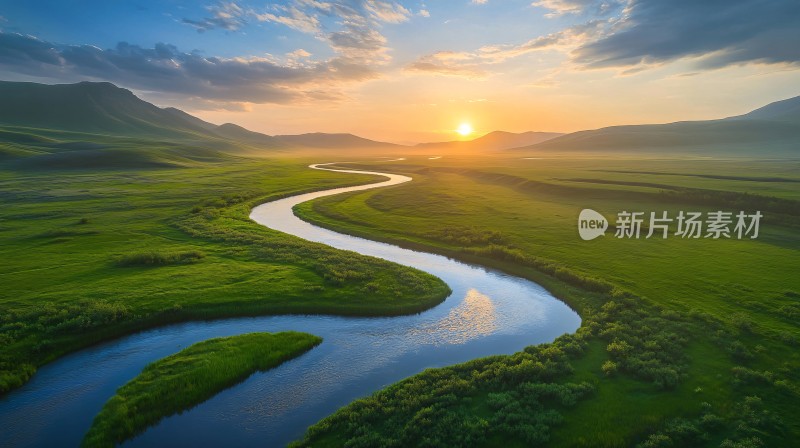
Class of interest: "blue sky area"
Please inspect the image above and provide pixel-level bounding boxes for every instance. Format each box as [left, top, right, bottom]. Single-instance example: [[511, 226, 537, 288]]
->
[[0, 0, 798, 141]]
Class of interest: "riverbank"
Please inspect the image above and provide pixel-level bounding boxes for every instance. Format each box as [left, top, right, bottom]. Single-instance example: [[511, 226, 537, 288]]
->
[[291, 157, 799, 447], [1, 159, 578, 447], [0, 159, 449, 396], [83, 332, 322, 448]]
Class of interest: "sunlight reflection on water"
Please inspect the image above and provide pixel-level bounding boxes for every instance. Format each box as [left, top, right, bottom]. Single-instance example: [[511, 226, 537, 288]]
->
[[410, 289, 498, 345], [0, 162, 580, 448]]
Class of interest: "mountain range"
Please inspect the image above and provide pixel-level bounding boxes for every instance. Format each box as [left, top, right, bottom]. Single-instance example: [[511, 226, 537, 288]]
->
[[0, 80, 797, 168], [0, 81, 562, 154], [518, 96, 800, 156]]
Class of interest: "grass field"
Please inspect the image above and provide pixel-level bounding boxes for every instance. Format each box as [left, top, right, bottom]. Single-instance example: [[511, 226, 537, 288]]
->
[[3, 79, 799, 447], [82, 331, 322, 448], [293, 155, 800, 447], [0, 155, 450, 394], [3, 141, 798, 447]]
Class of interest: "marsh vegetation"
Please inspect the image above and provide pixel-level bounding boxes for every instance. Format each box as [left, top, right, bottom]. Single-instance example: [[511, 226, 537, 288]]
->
[[0, 158, 449, 395], [82, 332, 321, 447], [294, 157, 800, 447]]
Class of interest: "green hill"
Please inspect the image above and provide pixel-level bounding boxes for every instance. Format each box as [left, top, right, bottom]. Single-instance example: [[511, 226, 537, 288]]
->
[[214, 123, 287, 148], [0, 81, 403, 165], [0, 81, 277, 169], [0, 81, 217, 139], [729, 95, 800, 122], [518, 96, 800, 157]]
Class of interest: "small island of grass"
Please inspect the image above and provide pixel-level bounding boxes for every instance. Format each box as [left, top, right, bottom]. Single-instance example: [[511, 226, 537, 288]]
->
[[82, 331, 322, 448]]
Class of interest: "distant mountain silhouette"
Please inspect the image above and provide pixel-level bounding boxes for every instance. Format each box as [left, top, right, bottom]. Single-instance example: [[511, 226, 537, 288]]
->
[[0, 81, 400, 151], [162, 107, 218, 131], [417, 131, 563, 152], [273, 133, 402, 149], [516, 96, 800, 156], [214, 123, 286, 147], [726, 95, 800, 122], [2, 80, 796, 160], [0, 81, 215, 139], [0, 81, 275, 168]]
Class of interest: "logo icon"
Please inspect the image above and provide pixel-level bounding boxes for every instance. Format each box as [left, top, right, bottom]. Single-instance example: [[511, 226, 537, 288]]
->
[[578, 209, 608, 240]]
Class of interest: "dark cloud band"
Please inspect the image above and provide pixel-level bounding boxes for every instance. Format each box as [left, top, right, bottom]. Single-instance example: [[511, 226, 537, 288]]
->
[[0, 32, 378, 106], [572, 0, 800, 69]]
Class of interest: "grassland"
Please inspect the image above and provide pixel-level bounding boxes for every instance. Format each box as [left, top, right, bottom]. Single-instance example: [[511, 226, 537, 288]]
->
[[0, 153, 450, 394], [82, 331, 321, 448], [3, 126, 798, 447], [292, 156, 800, 447]]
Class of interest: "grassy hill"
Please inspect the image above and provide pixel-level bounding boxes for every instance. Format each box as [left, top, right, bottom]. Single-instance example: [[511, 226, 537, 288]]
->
[[519, 96, 800, 157], [4, 81, 797, 162], [0, 81, 217, 139], [729, 95, 800, 122], [0, 81, 281, 169], [0, 124, 249, 170], [0, 81, 412, 165], [214, 123, 288, 148]]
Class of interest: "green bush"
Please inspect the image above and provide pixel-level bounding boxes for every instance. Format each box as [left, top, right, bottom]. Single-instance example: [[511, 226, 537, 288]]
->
[[115, 250, 205, 267], [83, 332, 321, 448]]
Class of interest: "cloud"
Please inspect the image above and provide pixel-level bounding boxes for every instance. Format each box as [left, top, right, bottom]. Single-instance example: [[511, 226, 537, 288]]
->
[[572, 0, 800, 69], [0, 32, 63, 71], [479, 20, 607, 62], [253, 5, 322, 34], [287, 48, 312, 59], [411, 0, 800, 78], [187, 0, 411, 33], [183, 2, 248, 33], [329, 25, 389, 60], [0, 32, 380, 106], [532, 0, 620, 17], [419, 9, 430, 17], [190, 1, 411, 66], [406, 20, 607, 77], [0, 0, 423, 107], [364, 0, 411, 23], [406, 51, 487, 78]]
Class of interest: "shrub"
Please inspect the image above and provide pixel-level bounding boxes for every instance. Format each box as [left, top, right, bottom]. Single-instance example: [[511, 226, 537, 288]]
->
[[607, 339, 633, 358], [115, 250, 205, 267], [602, 360, 618, 376], [728, 340, 754, 361]]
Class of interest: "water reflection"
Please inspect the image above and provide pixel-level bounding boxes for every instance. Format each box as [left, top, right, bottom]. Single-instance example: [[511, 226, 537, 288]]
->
[[412, 289, 497, 345], [0, 163, 580, 448]]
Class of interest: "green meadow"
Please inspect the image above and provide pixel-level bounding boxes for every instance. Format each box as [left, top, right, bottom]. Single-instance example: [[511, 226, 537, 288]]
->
[[2, 115, 799, 447], [83, 331, 322, 448], [293, 156, 800, 447], [0, 153, 449, 394]]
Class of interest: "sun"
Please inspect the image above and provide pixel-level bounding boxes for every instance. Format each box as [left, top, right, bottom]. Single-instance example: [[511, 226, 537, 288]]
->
[[456, 122, 474, 137]]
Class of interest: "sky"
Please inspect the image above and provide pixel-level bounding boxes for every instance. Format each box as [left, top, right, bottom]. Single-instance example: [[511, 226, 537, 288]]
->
[[0, 0, 799, 143]]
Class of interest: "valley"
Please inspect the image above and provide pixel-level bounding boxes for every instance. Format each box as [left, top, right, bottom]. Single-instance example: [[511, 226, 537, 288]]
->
[[0, 80, 798, 447]]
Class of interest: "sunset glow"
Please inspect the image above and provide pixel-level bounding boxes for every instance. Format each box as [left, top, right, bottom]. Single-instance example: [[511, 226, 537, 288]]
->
[[456, 123, 474, 137], [0, 1, 798, 143]]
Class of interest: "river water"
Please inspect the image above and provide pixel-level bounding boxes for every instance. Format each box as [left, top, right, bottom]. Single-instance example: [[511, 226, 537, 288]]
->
[[0, 163, 580, 447]]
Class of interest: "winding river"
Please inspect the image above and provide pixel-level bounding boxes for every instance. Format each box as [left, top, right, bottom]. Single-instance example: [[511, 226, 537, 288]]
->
[[0, 163, 580, 447]]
